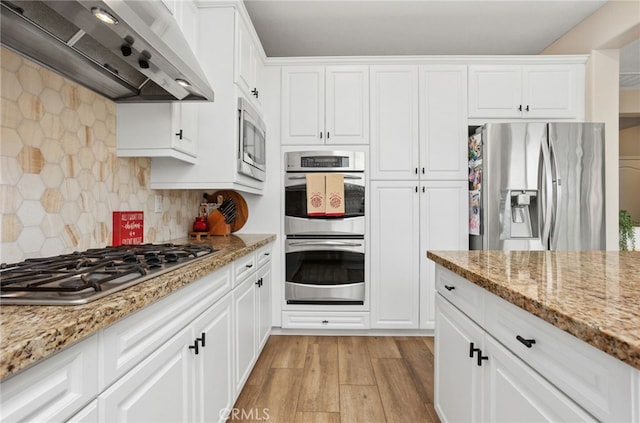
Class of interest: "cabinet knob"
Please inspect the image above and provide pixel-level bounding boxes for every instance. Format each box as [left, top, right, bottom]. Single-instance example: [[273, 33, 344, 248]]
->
[[422, 186, 425, 193], [525, 105, 530, 112], [252, 88, 259, 98], [321, 320, 329, 324], [444, 285, 455, 291], [175, 129, 183, 140], [327, 132, 330, 139], [264, 252, 270, 256], [516, 335, 536, 348], [518, 105, 523, 111], [320, 132, 323, 139], [245, 263, 253, 269], [415, 168, 418, 174], [188, 341, 199, 355], [422, 167, 425, 174]]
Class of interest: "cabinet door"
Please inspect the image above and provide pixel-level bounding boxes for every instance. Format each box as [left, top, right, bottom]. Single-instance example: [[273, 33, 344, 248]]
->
[[420, 180, 468, 329], [468, 65, 522, 118], [522, 65, 579, 119], [370, 181, 420, 329], [435, 295, 484, 423], [281, 67, 325, 145], [0, 335, 98, 423], [419, 66, 468, 180], [236, 16, 255, 97], [256, 263, 272, 351], [172, 102, 198, 157], [325, 66, 369, 144], [483, 336, 595, 422], [99, 327, 194, 423], [233, 274, 258, 395], [370, 65, 419, 180], [193, 294, 233, 423]]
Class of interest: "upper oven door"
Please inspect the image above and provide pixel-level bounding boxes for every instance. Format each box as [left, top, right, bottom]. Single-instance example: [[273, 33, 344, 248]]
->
[[284, 172, 365, 236]]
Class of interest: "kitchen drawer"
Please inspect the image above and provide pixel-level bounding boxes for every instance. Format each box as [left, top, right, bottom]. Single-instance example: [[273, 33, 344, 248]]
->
[[435, 266, 485, 326], [282, 311, 370, 329], [1, 334, 98, 423], [99, 264, 232, 390], [233, 252, 257, 285], [484, 292, 635, 423], [255, 243, 273, 268]]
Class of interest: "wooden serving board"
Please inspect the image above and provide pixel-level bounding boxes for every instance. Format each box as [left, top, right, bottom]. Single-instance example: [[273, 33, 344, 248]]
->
[[204, 190, 248, 233]]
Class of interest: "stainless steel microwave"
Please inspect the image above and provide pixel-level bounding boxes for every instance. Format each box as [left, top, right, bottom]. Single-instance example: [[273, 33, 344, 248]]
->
[[238, 98, 266, 181]]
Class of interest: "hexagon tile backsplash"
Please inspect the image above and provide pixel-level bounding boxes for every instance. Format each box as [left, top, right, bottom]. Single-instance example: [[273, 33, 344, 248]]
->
[[0, 48, 201, 263]]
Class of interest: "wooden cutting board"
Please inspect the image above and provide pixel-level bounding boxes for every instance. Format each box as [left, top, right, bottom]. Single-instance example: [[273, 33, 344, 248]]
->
[[205, 190, 248, 233]]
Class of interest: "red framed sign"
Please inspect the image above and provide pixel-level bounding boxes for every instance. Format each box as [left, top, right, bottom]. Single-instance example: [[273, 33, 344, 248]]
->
[[112, 211, 144, 246]]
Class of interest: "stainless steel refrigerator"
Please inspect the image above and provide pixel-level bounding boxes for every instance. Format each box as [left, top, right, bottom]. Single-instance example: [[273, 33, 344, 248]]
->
[[468, 122, 605, 251]]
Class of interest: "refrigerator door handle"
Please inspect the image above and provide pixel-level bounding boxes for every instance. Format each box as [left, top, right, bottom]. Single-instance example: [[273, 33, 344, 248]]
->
[[540, 140, 553, 248], [548, 138, 562, 250]]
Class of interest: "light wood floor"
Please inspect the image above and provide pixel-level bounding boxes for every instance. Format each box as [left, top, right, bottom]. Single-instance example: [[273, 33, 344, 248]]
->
[[230, 335, 440, 423]]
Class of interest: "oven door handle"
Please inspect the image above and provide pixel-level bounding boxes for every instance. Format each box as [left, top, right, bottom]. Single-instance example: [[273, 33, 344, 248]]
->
[[286, 175, 363, 180], [288, 241, 363, 247]]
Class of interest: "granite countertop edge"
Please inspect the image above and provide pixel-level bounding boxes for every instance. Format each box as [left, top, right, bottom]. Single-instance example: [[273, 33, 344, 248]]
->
[[0, 234, 276, 381], [427, 251, 640, 371]]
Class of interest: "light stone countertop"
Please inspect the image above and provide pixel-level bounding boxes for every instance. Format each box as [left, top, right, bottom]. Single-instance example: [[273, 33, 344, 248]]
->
[[427, 250, 640, 371], [0, 233, 276, 381]]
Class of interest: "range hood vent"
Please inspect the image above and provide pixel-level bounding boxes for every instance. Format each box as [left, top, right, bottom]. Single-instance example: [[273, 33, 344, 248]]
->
[[1, 0, 214, 102]]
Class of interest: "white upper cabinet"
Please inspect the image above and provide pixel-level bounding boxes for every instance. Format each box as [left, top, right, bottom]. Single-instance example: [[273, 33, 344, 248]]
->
[[468, 64, 583, 119], [117, 103, 198, 163], [419, 65, 468, 180], [370, 65, 467, 180], [235, 15, 263, 108], [281, 66, 369, 145], [370, 65, 420, 180]]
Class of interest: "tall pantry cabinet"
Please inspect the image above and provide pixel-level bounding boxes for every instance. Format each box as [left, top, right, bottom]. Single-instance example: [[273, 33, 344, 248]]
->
[[370, 65, 468, 329]]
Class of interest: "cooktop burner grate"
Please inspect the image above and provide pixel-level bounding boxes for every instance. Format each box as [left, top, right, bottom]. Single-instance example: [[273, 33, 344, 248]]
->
[[0, 243, 216, 305]]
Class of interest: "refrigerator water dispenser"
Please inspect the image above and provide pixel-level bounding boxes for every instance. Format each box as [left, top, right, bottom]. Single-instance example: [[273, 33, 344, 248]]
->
[[502, 190, 539, 239]]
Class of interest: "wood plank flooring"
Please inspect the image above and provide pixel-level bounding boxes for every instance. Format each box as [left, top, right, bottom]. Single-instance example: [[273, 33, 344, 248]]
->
[[230, 336, 440, 423]]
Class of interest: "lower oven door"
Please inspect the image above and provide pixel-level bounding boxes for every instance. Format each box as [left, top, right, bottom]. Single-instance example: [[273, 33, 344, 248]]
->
[[285, 239, 365, 305]]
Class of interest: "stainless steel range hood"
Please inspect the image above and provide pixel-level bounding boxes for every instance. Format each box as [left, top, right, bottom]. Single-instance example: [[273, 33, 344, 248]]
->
[[0, 0, 214, 102]]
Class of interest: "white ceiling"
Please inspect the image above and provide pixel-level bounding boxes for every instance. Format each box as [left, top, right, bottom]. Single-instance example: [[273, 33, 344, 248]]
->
[[244, 0, 609, 57], [244, 0, 639, 89]]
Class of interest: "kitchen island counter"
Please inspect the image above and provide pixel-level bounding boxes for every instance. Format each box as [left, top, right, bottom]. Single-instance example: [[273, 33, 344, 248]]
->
[[427, 250, 640, 371], [0, 234, 276, 381]]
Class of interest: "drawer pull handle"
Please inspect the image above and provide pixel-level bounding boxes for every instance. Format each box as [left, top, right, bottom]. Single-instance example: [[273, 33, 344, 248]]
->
[[469, 342, 481, 358], [188, 341, 199, 355], [245, 264, 253, 269], [477, 352, 489, 366], [264, 252, 270, 256], [197, 332, 206, 348], [444, 285, 455, 291], [321, 320, 329, 324], [516, 335, 536, 348]]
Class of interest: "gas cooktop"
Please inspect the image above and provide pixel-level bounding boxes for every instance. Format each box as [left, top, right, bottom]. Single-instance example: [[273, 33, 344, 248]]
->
[[0, 243, 216, 305]]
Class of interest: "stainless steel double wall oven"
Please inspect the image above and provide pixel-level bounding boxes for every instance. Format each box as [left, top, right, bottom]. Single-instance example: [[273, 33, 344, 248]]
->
[[284, 151, 366, 305]]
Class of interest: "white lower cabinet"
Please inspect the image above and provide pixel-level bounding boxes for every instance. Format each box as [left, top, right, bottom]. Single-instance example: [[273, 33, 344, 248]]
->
[[233, 273, 258, 395], [434, 265, 639, 423], [0, 243, 273, 423], [0, 335, 98, 423], [370, 180, 467, 329], [99, 325, 195, 423], [232, 247, 273, 397], [436, 295, 595, 423], [282, 311, 371, 329], [193, 295, 233, 423]]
